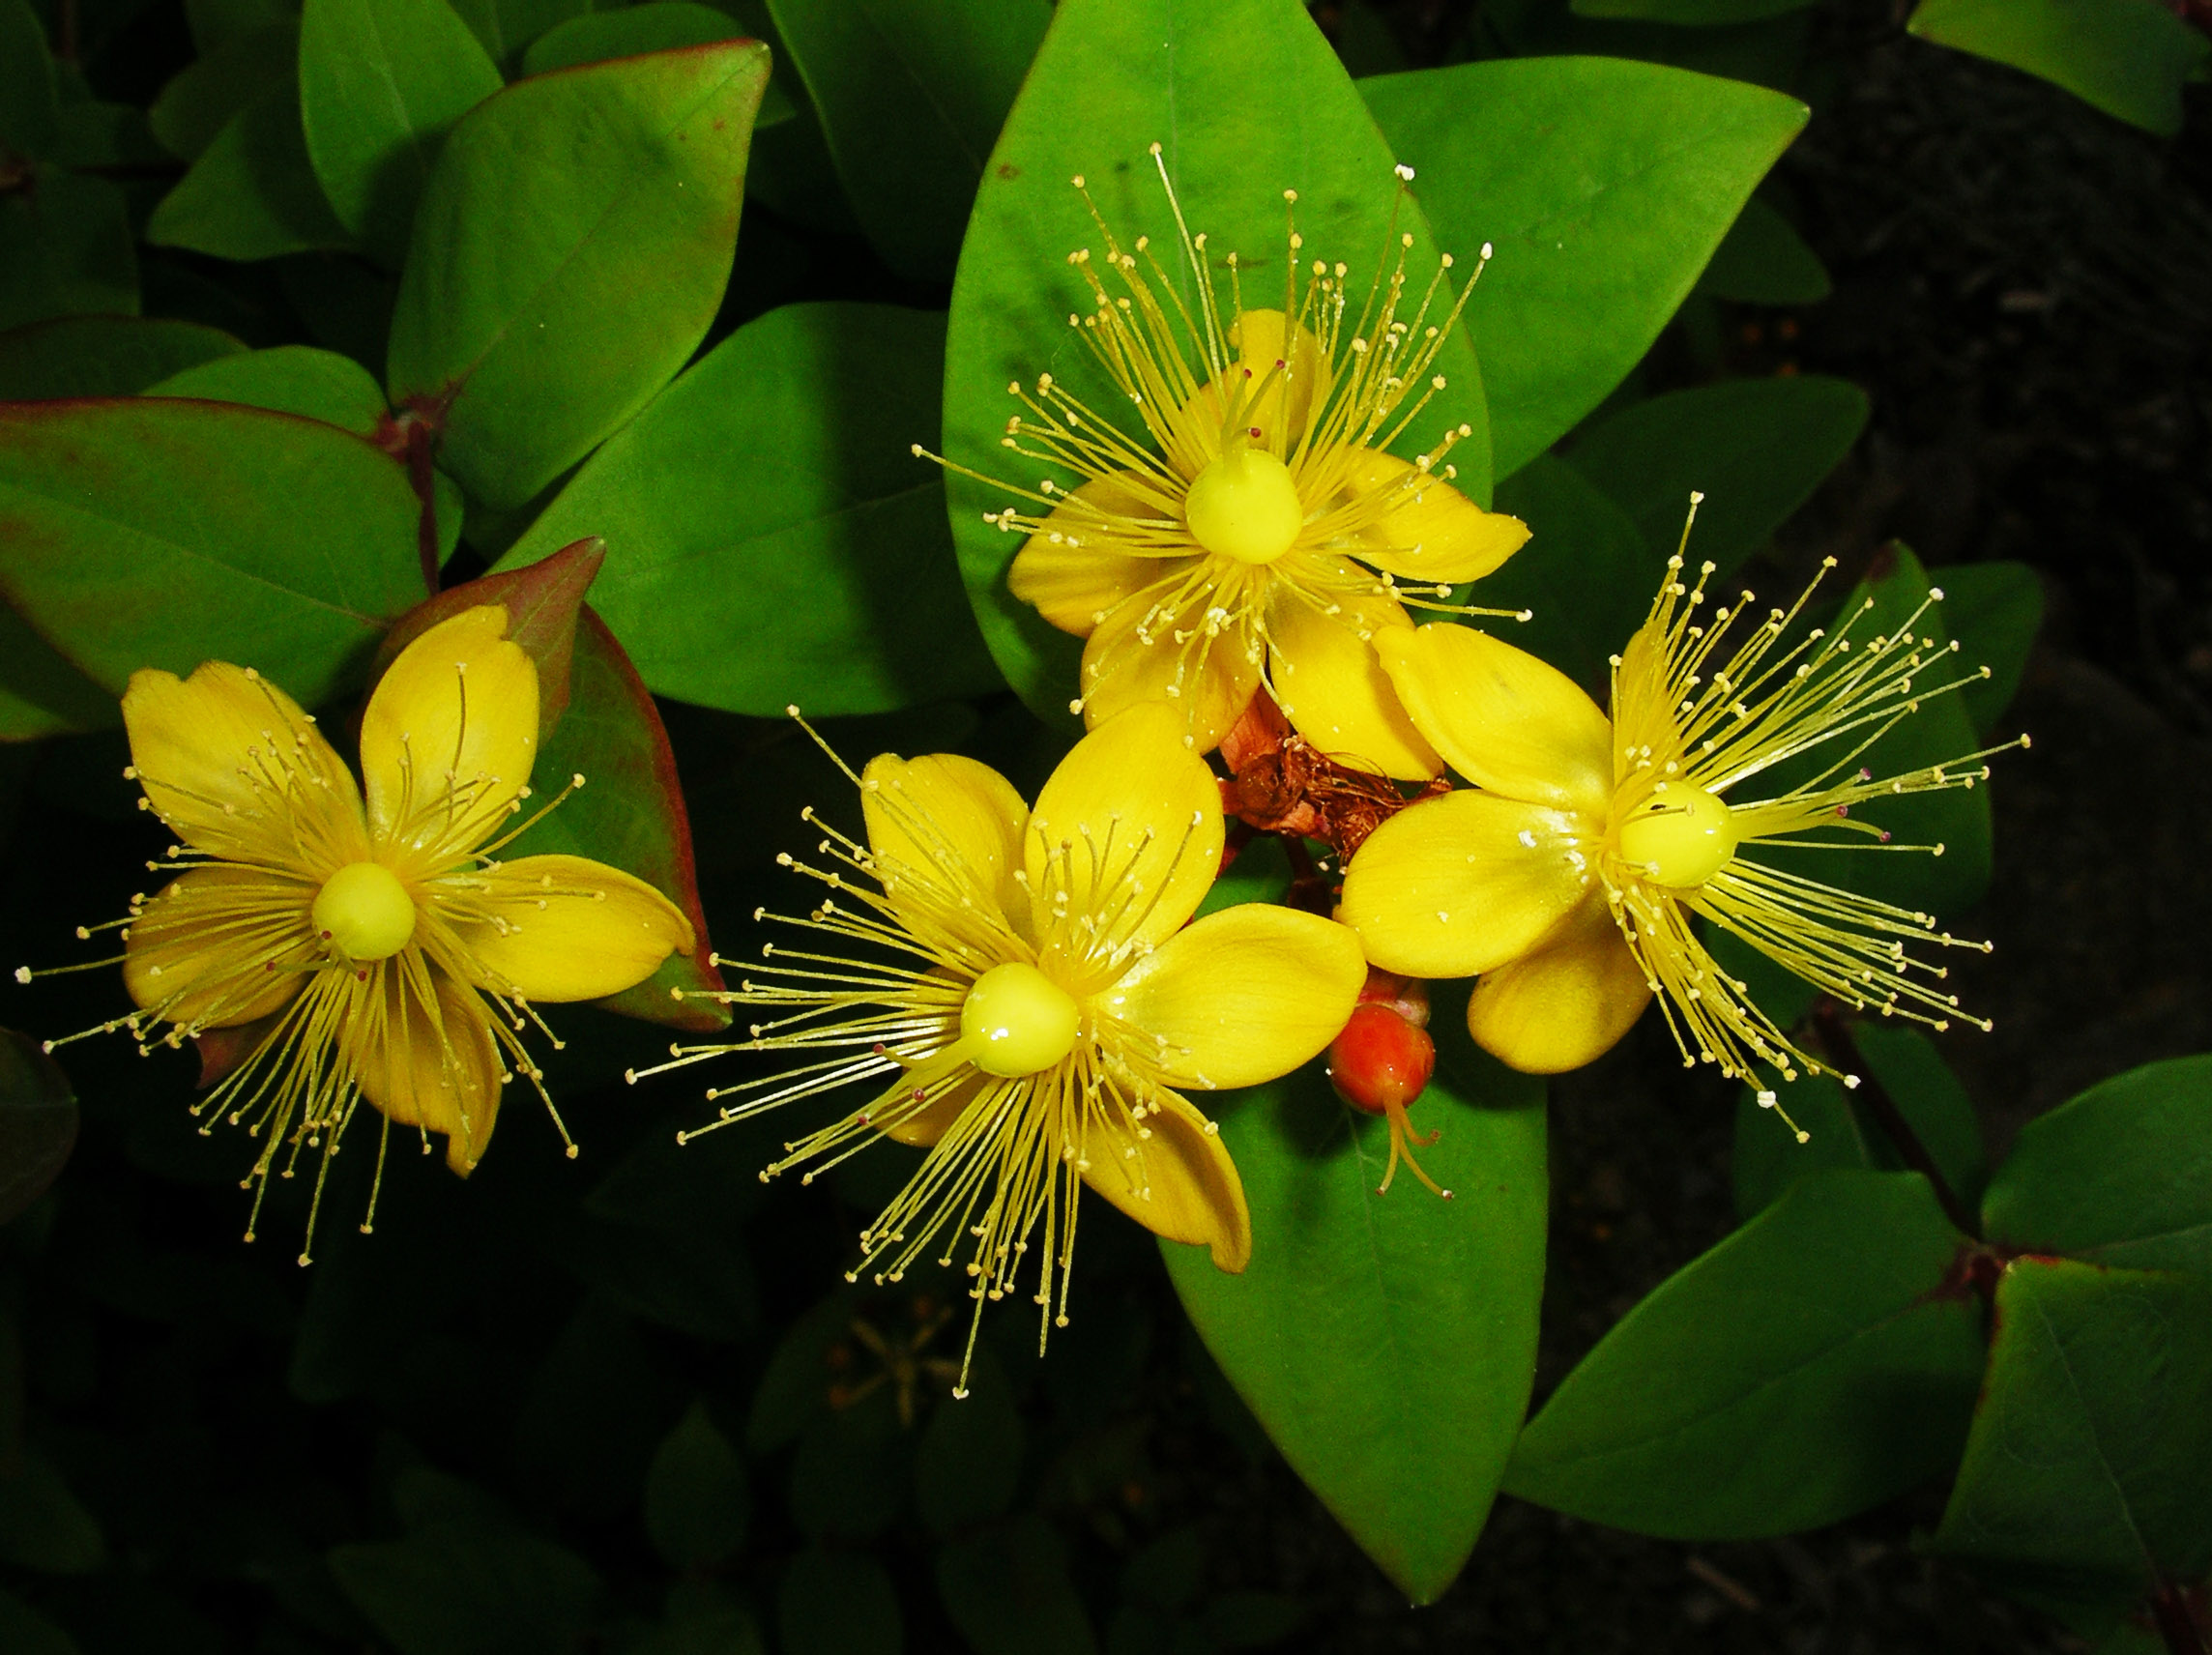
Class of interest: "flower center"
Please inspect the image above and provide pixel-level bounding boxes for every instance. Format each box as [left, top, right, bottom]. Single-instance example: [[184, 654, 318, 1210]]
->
[[310, 861, 417, 961], [959, 961, 1080, 1078], [1183, 444, 1304, 566], [1615, 785, 1738, 889]]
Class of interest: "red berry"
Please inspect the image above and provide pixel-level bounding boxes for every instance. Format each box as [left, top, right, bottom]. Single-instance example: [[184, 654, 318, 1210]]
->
[[1327, 1002, 1436, 1117]]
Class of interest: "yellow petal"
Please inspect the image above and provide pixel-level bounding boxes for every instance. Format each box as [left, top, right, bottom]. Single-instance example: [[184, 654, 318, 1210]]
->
[[1077, 572, 1261, 752], [1200, 307, 1332, 454], [122, 661, 368, 869], [1079, 1086, 1250, 1271], [880, 1067, 985, 1148], [361, 605, 539, 862], [349, 959, 503, 1175], [1332, 450, 1530, 584], [1025, 703, 1224, 956], [1340, 789, 1595, 979], [861, 752, 1028, 935], [1268, 582, 1442, 782], [458, 855, 692, 1002], [1465, 897, 1652, 1074], [1377, 624, 1614, 813], [123, 866, 311, 1030], [1008, 473, 1184, 635], [1105, 904, 1366, 1090]]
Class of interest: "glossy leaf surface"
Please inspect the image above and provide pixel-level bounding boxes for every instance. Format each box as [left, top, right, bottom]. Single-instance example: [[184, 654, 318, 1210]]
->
[[0, 399, 422, 704], [1984, 1055, 2212, 1278], [1163, 1017, 1546, 1604], [1909, 0, 2209, 138], [766, 0, 1048, 282], [521, 3, 751, 78], [298, 0, 503, 262], [1505, 1171, 1981, 1538], [1567, 374, 1868, 575], [1362, 57, 1807, 479], [504, 301, 998, 715], [1934, 1259, 2212, 1608], [945, 0, 1490, 725], [387, 41, 768, 508], [1695, 195, 1830, 305], [1483, 452, 1653, 695], [147, 59, 352, 261]]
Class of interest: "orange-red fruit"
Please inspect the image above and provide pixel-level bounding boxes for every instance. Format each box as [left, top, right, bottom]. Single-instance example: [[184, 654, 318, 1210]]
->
[[1328, 1002, 1437, 1116]]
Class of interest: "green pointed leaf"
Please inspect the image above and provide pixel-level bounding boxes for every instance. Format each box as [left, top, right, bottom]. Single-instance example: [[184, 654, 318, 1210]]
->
[[1984, 1055, 2212, 1278], [645, 1398, 751, 1570], [777, 1548, 900, 1655], [1734, 1025, 1987, 1220], [1504, 1170, 1982, 1538], [790, 1389, 907, 1543], [1933, 1259, 2212, 1607], [0, 168, 136, 331], [51, 99, 170, 171], [945, 0, 1491, 726], [1909, 0, 2209, 138], [330, 1521, 602, 1655], [502, 301, 999, 715], [521, 4, 757, 79], [387, 40, 769, 509], [502, 611, 726, 1028], [0, 1028, 74, 1226], [1482, 452, 1654, 695], [1574, 0, 1813, 22], [447, 0, 588, 68], [1934, 560, 2042, 737], [0, 1, 61, 161], [765, 0, 1048, 282], [0, 603, 116, 740], [299, 0, 503, 263], [1568, 374, 1868, 575], [147, 62, 353, 261], [937, 1516, 1096, 1655], [0, 1585, 78, 1655], [0, 399, 423, 704], [1361, 57, 1807, 479], [0, 316, 245, 399], [0, 1448, 104, 1574], [916, 1351, 1022, 1538], [147, 342, 387, 429], [1695, 195, 1830, 305], [148, 21, 300, 161], [186, 0, 294, 54], [1162, 1020, 1545, 1604]]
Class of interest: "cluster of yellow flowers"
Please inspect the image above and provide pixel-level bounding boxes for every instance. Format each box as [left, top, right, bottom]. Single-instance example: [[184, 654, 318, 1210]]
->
[[20, 153, 2012, 1383]]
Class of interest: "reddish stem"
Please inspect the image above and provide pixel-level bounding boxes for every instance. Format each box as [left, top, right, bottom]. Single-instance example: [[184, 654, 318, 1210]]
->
[[404, 420, 441, 594], [2155, 1583, 2208, 1655]]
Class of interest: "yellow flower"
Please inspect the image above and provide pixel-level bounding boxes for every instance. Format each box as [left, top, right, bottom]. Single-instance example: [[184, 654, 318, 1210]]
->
[[938, 146, 1530, 780], [644, 704, 1366, 1387], [1341, 549, 2023, 1103], [39, 606, 692, 1251]]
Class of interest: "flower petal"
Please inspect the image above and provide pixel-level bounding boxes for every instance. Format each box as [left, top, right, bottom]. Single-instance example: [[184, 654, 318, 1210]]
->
[[880, 1067, 987, 1148], [122, 661, 368, 869], [1269, 585, 1442, 781], [1340, 789, 1595, 979], [1077, 572, 1262, 752], [1217, 307, 1332, 453], [123, 866, 312, 1030], [457, 855, 692, 1002], [1332, 450, 1530, 584], [349, 959, 503, 1175], [361, 605, 540, 863], [1465, 896, 1652, 1074], [1377, 624, 1614, 813], [1080, 1086, 1250, 1271], [862, 752, 1028, 936], [1008, 474, 1184, 635], [1026, 703, 1225, 956], [1105, 904, 1366, 1090]]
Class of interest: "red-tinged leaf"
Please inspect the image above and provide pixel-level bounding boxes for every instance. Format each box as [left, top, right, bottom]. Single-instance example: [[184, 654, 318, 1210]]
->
[[370, 537, 603, 736], [507, 610, 726, 1031]]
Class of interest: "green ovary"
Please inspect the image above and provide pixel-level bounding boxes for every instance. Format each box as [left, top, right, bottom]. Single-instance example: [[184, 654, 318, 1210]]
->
[[311, 861, 418, 961], [960, 961, 1080, 1078], [1183, 445, 1304, 566], [1615, 785, 1738, 889]]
